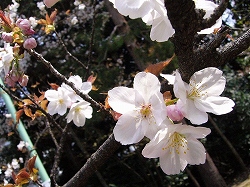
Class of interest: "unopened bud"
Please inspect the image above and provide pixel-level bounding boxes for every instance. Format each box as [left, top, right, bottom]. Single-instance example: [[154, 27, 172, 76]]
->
[[166, 104, 184, 122], [23, 37, 37, 49], [2, 32, 13, 43], [16, 18, 31, 31]]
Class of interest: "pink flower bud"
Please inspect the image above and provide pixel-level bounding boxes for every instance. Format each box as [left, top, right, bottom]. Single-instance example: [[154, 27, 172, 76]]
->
[[43, 0, 60, 8], [16, 18, 31, 31], [166, 104, 184, 122], [23, 28, 35, 36], [23, 38, 37, 49], [2, 32, 13, 43], [5, 70, 21, 87]]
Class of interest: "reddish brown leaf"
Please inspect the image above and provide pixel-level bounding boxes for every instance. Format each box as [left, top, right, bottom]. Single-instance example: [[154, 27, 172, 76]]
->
[[104, 96, 110, 110], [15, 169, 30, 185], [27, 155, 37, 172], [145, 54, 175, 76], [24, 107, 34, 119], [48, 82, 59, 90], [40, 100, 48, 110], [87, 74, 97, 84], [8, 132, 14, 136], [163, 91, 172, 101], [16, 109, 24, 123], [22, 99, 33, 106], [31, 81, 40, 88], [50, 9, 58, 23]]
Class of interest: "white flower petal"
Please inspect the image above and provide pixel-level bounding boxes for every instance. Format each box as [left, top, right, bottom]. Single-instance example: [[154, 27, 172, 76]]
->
[[113, 111, 147, 145], [173, 71, 189, 102], [133, 72, 161, 102], [190, 67, 225, 96], [150, 14, 175, 42], [184, 99, 208, 124], [185, 138, 207, 165], [160, 73, 175, 85], [44, 90, 59, 101], [81, 82, 92, 94], [108, 87, 136, 114], [195, 96, 235, 115], [159, 151, 187, 175], [179, 126, 211, 139], [112, 0, 154, 19]]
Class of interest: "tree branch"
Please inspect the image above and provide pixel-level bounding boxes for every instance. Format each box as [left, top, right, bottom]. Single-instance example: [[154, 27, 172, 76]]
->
[[200, 0, 228, 31], [164, 0, 250, 82], [220, 29, 250, 62], [62, 133, 121, 187]]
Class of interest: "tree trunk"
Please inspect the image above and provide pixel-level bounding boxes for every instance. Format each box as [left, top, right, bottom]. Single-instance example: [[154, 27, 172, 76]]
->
[[197, 153, 227, 187]]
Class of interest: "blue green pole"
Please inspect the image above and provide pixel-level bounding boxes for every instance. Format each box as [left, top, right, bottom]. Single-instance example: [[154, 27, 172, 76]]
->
[[0, 78, 50, 185]]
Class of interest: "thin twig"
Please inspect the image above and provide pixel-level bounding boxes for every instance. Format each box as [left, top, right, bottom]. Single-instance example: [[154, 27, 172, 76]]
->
[[51, 124, 69, 187], [54, 30, 87, 69], [27, 49, 102, 110], [86, 0, 97, 73]]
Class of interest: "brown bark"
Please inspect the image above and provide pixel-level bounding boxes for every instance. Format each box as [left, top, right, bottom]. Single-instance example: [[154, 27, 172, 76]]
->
[[197, 153, 227, 187]]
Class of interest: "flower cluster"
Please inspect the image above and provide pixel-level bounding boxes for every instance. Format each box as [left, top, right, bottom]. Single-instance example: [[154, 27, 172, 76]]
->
[[45, 75, 93, 127], [0, 11, 37, 49], [0, 8, 38, 87], [109, 0, 222, 42], [108, 68, 234, 175]]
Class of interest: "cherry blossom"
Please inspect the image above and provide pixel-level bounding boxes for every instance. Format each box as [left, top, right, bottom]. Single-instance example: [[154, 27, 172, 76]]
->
[[0, 43, 14, 75], [196, 0, 222, 34], [17, 141, 29, 151], [109, 0, 154, 19], [61, 75, 92, 103], [45, 87, 72, 115], [109, 0, 222, 42], [173, 67, 235, 124], [66, 100, 93, 127], [108, 72, 167, 145], [142, 122, 211, 175]]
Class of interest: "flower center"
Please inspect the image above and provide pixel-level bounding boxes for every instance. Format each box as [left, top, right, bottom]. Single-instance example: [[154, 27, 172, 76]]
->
[[140, 104, 152, 118], [162, 132, 189, 154], [58, 99, 64, 104], [75, 107, 81, 113], [188, 79, 206, 99]]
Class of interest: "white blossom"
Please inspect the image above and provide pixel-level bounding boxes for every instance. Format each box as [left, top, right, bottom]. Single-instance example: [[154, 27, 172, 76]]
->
[[108, 72, 167, 145], [173, 67, 235, 124], [11, 159, 20, 169], [61, 75, 92, 103], [45, 87, 72, 115], [4, 164, 13, 178], [109, 0, 222, 42], [66, 100, 93, 127], [0, 43, 14, 75], [17, 141, 29, 151], [71, 16, 79, 25], [37, 1, 46, 11], [142, 122, 211, 175]]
